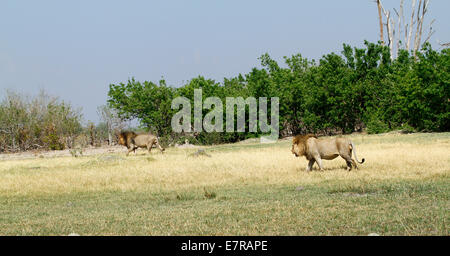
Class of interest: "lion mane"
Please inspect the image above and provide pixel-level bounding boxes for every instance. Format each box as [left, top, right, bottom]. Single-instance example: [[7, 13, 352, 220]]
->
[[118, 131, 137, 148], [292, 134, 317, 156], [118, 131, 165, 156]]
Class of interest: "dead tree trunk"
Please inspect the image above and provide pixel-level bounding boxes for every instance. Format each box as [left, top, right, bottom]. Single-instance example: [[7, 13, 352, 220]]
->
[[413, 0, 423, 59], [413, 0, 430, 59], [381, 3, 395, 60], [406, 0, 416, 51], [394, 0, 404, 59], [377, 0, 433, 61], [377, 0, 385, 45]]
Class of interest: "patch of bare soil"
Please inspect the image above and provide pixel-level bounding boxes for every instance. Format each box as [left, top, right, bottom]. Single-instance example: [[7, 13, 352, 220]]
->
[[0, 145, 127, 161]]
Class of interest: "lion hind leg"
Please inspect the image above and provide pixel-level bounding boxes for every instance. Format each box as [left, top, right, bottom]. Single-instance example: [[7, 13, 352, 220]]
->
[[345, 149, 359, 170], [351, 159, 359, 170], [146, 141, 154, 154], [345, 160, 353, 171], [156, 140, 165, 153], [341, 155, 354, 171]]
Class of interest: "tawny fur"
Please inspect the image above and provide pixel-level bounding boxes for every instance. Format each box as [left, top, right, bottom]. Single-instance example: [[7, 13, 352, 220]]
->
[[118, 131, 165, 156], [292, 134, 364, 171]]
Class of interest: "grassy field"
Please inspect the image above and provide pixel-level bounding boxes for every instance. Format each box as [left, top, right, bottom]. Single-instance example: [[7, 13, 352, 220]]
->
[[0, 132, 448, 235]]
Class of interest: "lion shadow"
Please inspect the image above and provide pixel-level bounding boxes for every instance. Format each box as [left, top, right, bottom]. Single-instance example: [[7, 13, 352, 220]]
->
[[297, 165, 354, 172]]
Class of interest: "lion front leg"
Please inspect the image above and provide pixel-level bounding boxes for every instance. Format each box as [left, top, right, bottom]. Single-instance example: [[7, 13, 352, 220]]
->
[[146, 141, 154, 154], [314, 156, 324, 171], [306, 159, 315, 172], [126, 146, 135, 156]]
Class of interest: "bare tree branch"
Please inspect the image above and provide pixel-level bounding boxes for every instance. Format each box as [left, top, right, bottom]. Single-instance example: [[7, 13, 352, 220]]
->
[[380, 2, 394, 60], [423, 19, 435, 45], [406, 0, 417, 51], [413, 0, 431, 59], [394, 0, 404, 59], [413, 0, 423, 58]]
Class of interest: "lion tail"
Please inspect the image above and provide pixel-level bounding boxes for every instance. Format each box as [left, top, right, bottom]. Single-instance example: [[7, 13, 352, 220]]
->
[[351, 142, 365, 164]]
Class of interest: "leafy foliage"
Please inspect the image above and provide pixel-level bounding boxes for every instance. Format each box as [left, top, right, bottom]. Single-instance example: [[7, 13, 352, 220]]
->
[[0, 90, 83, 152], [107, 42, 449, 144]]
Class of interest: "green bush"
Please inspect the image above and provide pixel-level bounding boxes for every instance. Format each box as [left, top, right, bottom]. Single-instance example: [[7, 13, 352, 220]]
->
[[107, 42, 449, 143], [399, 124, 416, 134], [366, 116, 390, 134], [0, 90, 82, 152]]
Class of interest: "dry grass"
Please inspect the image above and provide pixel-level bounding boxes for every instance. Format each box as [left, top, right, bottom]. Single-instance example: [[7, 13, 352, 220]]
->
[[0, 132, 448, 235]]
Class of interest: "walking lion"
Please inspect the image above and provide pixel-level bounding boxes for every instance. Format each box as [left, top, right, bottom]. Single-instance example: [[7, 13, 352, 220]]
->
[[291, 134, 364, 171], [118, 131, 165, 156]]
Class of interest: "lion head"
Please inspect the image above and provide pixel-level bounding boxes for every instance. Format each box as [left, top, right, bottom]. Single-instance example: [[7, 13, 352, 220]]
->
[[292, 134, 317, 157]]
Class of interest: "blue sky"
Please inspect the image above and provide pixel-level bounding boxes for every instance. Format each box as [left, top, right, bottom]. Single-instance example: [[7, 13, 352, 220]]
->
[[1, 0, 449, 123]]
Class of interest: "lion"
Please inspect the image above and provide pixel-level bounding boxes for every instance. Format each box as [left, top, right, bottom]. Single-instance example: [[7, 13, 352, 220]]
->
[[118, 131, 165, 156], [291, 134, 364, 171]]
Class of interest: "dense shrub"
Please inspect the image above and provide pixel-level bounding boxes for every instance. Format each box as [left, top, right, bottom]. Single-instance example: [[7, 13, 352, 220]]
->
[[0, 90, 83, 152], [107, 41, 449, 144]]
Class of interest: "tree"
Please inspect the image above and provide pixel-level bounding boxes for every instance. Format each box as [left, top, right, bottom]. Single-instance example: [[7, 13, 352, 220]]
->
[[108, 78, 176, 136], [376, 0, 435, 60], [97, 105, 126, 145], [107, 41, 448, 144], [0, 89, 83, 152], [377, 0, 385, 45]]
